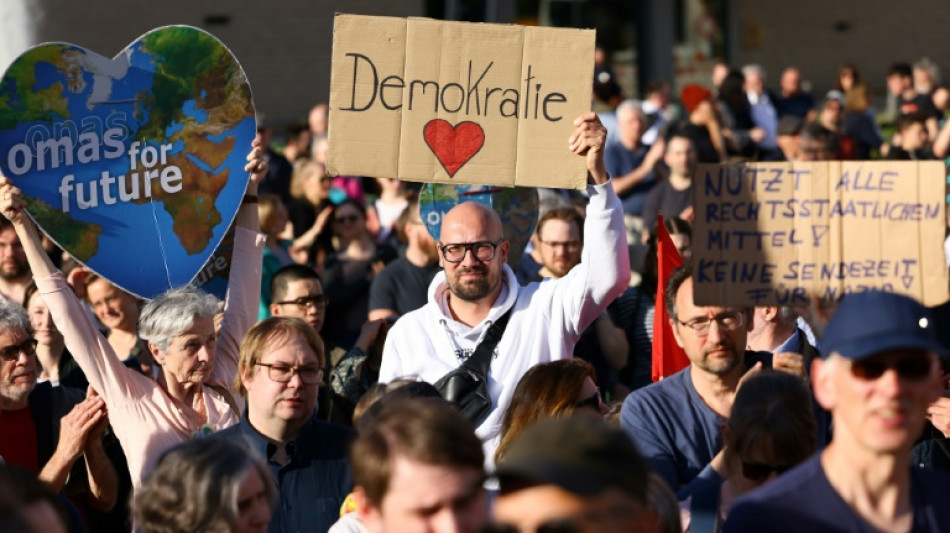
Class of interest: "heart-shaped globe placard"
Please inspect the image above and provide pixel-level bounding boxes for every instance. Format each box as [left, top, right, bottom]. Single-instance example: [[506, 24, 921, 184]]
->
[[0, 25, 255, 299]]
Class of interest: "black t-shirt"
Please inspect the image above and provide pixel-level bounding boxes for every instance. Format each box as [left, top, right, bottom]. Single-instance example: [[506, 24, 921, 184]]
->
[[897, 93, 939, 120], [368, 257, 440, 317], [642, 179, 693, 236]]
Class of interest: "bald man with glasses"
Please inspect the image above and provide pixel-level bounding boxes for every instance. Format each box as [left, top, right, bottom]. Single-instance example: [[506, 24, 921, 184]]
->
[[379, 113, 631, 468]]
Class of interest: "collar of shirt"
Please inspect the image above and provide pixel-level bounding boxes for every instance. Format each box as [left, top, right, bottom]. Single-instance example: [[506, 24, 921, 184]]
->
[[774, 328, 801, 354], [238, 412, 304, 467]]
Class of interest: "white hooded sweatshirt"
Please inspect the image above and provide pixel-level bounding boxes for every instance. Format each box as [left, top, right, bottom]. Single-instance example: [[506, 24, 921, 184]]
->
[[379, 180, 630, 467]]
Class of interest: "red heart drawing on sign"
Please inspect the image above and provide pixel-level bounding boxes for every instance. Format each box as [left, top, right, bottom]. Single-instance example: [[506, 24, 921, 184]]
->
[[423, 119, 485, 178]]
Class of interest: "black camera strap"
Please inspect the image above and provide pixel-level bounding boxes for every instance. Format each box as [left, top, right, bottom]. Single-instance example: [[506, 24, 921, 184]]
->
[[459, 307, 514, 377]]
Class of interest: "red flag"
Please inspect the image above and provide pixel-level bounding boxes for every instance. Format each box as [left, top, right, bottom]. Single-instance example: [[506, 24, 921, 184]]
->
[[652, 215, 690, 381]]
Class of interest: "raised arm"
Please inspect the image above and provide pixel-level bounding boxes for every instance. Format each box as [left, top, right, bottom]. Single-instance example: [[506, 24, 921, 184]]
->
[[555, 113, 631, 336], [210, 141, 267, 385], [0, 177, 149, 403]]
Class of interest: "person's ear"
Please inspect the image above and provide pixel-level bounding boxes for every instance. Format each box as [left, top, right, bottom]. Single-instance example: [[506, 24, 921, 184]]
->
[[670, 318, 686, 349], [354, 486, 383, 533], [149, 342, 164, 365], [811, 357, 835, 410], [270, 302, 283, 316]]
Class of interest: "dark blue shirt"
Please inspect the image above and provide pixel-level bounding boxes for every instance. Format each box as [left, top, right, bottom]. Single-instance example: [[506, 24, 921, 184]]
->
[[620, 352, 771, 500], [218, 413, 355, 533], [603, 140, 656, 215], [724, 453, 950, 533], [776, 91, 814, 120]]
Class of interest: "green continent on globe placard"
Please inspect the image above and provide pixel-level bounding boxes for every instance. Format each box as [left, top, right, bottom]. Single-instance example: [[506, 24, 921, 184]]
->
[[134, 27, 253, 143], [25, 197, 101, 262], [0, 46, 73, 129]]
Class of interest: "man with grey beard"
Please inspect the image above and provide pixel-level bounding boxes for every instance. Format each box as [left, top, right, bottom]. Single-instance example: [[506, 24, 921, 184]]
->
[[620, 264, 804, 500], [379, 113, 631, 468], [0, 298, 121, 526]]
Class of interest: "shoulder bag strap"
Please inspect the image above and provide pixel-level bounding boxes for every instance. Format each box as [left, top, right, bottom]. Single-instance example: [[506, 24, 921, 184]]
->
[[461, 308, 514, 377]]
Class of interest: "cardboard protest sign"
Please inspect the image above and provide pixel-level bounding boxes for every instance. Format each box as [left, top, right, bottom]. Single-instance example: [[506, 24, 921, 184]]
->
[[419, 183, 539, 269], [0, 26, 255, 299], [693, 161, 949, 307], [328, 14, 594, 189]]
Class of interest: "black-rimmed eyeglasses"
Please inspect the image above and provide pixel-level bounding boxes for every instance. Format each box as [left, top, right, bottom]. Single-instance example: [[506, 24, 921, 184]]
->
[[439, 240, 504, 263]]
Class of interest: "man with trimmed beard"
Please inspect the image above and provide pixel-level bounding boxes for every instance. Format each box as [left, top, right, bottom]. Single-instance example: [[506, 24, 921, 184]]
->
[[369, 195, 441, 321], [620, 264, 802, 500], [379, 113, 630, 467], [0, 218, 30, 304]]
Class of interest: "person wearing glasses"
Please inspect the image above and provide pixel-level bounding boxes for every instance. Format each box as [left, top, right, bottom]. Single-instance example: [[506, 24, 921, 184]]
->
[[220, 316, 355, 533], [681, 371, 817, 532], [620, 263, 800, 500], [494, 359, 608, 465], [724, 291, 950, 533], [322, 199, 397, 350], [0, 297, 121, 526], [0, 142, 267, 492], [379, 112, 631, 468], [527, 206, 629, 398]]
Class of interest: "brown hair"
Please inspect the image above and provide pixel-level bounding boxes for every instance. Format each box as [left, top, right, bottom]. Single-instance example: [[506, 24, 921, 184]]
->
[[134, 437, 276, 533], [494, 359, 595, 463], [350, 398, 483, 506], [535, 207, 584, 243], [725, 371, 817, 468], [235, 317, 325, 396]]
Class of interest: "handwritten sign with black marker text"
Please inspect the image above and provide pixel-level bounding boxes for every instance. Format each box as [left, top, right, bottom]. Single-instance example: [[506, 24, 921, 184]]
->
[[327, 14, 594, 189], [693, 161, 949, 307]]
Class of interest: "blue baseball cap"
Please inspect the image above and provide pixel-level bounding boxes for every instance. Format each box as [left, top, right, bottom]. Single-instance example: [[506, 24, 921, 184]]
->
[[823, 290, 947, 361]]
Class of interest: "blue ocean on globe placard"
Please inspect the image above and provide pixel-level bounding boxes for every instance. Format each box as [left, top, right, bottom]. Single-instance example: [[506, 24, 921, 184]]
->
[[0, 25, 255, 299], [419, 184, 539, 268]]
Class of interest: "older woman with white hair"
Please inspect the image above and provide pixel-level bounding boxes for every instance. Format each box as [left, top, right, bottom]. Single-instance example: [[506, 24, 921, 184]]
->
[[0, 142, 268, 491]]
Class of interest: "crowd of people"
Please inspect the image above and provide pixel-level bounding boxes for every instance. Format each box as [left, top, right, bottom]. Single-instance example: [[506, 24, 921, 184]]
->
[[1, 52, 950, 533]]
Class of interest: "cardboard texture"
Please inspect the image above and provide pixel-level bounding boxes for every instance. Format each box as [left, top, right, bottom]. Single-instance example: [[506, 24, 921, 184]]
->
[[692, 161, 949, 307], [328, 14, 594, 189]]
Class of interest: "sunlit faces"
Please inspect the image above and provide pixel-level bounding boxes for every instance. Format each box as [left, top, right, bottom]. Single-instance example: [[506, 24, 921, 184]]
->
[[241, 334, 320, 432], [0, 326, 37, 404], [152, 316, 216, 386], [538, 219, 582, 279], [439, 203, 509, 303], [671, 278, 748, 376], [814, 349, 941, 455], [617, 106, 645, 147], [0, 226, 27, 280], [367, 456, 486, 533], [333, 202, 367, 242], [86, 277, 139, 332], [669, 232, 691, 261], [574, 376, 608, 417], [270, 278, 327, 332], [26, 292, 61, 346], [234, 467, 272, 533], [664, 137, 697, 178]]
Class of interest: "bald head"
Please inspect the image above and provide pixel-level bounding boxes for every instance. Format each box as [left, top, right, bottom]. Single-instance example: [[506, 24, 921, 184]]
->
[[438, 202, 509, 305], [440, 202, 504, 244]]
